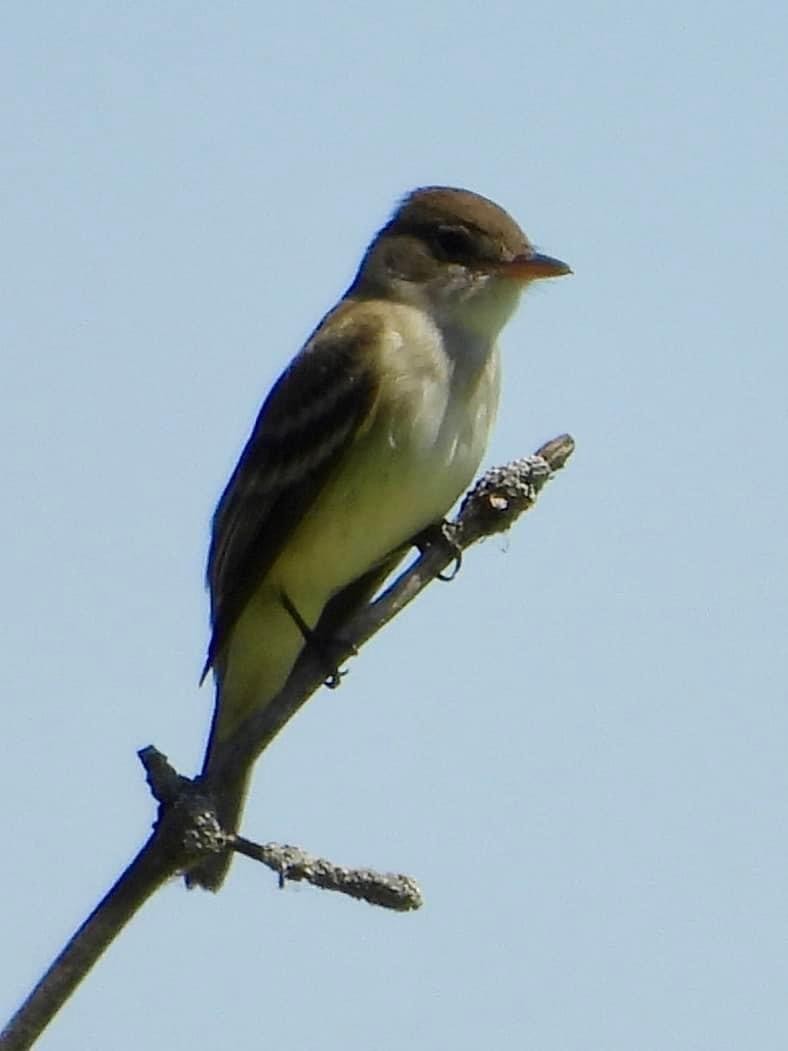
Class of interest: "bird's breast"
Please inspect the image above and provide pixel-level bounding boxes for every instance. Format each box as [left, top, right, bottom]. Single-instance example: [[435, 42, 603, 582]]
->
[[272, 303, 500, 606]]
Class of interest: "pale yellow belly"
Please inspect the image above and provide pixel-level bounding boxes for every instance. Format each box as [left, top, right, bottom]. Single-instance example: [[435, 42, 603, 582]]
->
[[215, 339, 500, 741]]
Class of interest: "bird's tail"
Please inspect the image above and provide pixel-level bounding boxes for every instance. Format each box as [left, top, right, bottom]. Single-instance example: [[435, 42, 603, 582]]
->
[[184, 709, 251, 892]]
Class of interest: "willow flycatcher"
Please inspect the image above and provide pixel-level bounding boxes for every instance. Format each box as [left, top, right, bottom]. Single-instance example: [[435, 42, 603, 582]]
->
[[188, 186, 571, 889]]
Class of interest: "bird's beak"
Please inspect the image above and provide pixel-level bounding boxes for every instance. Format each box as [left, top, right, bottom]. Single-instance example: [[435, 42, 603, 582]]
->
[[500, 252, 572, 282]]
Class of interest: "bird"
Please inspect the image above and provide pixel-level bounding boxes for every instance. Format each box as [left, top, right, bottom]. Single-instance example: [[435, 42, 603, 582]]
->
[[187, 186, 571, 890]]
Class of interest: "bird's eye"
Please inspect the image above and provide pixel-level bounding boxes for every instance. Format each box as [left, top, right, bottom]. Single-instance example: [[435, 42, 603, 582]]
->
[[432, 225, 475, 262]]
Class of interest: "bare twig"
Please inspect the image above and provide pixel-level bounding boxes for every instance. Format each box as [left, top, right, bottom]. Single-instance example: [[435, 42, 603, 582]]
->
[[232, 838, 423, 911], [1, 823, 171, 1051]]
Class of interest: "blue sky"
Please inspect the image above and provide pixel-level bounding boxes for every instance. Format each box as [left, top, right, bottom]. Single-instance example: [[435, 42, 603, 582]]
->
[[3, 2, 787, 1048]]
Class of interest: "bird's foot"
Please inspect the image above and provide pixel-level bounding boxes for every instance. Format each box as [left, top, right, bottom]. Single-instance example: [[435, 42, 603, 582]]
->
[[413, 520, 463, 581], [280, 590, 355, 689]]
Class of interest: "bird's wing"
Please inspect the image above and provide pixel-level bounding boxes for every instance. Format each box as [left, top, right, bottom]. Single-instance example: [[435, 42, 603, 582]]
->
[[202, 304, 383, 679]]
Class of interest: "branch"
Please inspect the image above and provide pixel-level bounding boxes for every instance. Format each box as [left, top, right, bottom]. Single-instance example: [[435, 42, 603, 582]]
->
[[232, 838, 423, 911], [143, 746, 424, 911], [0, 434, 573, 1050]]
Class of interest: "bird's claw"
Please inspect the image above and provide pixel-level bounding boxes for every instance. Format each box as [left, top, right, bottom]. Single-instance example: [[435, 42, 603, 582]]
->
[[281, 589, 354, 689], [414, 521, 463, 581]]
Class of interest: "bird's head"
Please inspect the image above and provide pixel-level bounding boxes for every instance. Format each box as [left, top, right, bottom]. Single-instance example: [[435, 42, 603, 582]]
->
[[351, 186, 571, 339]]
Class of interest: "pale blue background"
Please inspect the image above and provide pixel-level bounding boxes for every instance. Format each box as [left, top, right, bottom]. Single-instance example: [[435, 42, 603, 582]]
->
[[3, 3, 787, 1048]]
